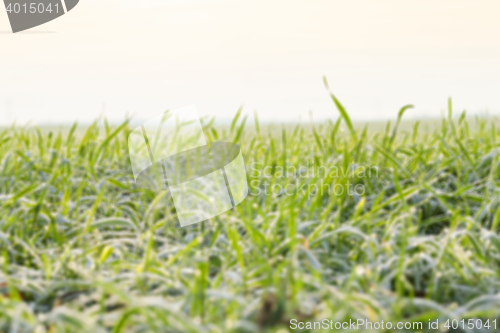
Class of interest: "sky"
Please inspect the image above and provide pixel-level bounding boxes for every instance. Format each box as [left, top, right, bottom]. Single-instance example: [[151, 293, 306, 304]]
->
[[1, 0, 500, 125]]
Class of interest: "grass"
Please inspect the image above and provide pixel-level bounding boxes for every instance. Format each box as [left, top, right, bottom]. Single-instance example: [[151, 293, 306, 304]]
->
[[1, 89, 500, 332]]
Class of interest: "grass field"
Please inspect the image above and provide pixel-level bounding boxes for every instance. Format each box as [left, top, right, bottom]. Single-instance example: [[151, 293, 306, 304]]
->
[[2, 87, 500, 332]]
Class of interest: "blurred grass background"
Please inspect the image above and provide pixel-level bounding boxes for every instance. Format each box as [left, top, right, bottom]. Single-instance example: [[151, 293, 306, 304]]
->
[[1, 89, 500, 332]]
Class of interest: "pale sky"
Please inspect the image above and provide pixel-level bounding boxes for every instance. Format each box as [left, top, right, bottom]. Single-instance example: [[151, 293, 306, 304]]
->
[[1, 0, 500, 125]]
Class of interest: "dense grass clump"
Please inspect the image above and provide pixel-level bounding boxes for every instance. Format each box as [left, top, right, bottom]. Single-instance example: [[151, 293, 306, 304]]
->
[[1, 95, 500, 332]]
